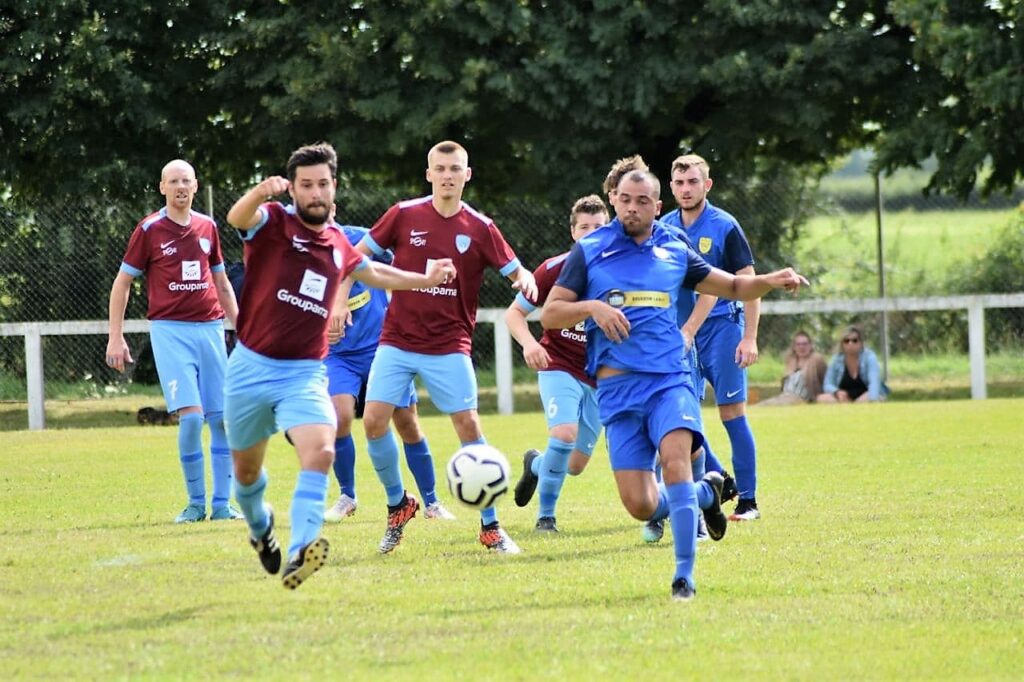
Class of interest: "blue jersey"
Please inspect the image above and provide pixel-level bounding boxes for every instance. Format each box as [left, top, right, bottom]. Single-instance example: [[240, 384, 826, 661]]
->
[[555, 218, 711, 377], [328, 225, 391, 356], [660, 201, 754, 322]]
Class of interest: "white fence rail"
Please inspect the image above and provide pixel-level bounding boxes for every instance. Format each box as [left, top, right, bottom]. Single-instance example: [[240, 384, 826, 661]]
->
[[3, 293, 1023, 430]]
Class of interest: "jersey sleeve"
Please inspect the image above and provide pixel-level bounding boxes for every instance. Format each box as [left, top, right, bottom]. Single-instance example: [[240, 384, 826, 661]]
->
[[681, 248, 713, 290], [208, 221, 225, 270], [483, 222, 520, 276], [554, 243, 588, 297], [338, 237, 370, 279], [722, 224, 755, 273], [366, 204, 401, 255], [237, 202, 276, 242], [120, 223, 149, 276]]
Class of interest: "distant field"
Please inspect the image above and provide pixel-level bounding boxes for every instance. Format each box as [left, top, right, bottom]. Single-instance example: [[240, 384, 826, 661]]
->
[[1, 400, 1021, 679]]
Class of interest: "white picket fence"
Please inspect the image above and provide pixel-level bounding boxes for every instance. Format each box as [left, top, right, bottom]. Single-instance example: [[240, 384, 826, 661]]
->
[[2, 293, 1022, 430]]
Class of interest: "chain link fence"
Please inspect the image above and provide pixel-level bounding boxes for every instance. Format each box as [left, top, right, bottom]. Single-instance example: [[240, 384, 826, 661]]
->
[[2, 178, 1022, 426]]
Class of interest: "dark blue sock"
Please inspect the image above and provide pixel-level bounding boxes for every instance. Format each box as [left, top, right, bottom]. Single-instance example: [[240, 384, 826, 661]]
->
[[177, 413, 205, 506], [538, 438, 572, 519], [462, 437, 497, 525], [724, 415, 757, 499], [234, 469, 269, 537], [288, 470, 328, 559], [207, 412, 233, 511], [648, 484, 670, 523], [403, 438, 437, 506], [666, 480, 699, 587], [367, 431, 404, 506], [702, 439, 725, 474], [332, 435, 356, 499]]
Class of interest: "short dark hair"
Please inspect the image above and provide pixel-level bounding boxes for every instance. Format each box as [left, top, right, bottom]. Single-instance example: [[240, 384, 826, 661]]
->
[[286, 142, 338, 181], [570, 194, 608, 227], [619, 169, 661, 199], [603, 154, 649, 195]]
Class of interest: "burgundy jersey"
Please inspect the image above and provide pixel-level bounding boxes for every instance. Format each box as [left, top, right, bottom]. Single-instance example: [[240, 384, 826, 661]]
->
[[528, 252, 593, 387], [120, 208, 225, 322], [236, 202, 367, 360], [366, 196, 520, 356]]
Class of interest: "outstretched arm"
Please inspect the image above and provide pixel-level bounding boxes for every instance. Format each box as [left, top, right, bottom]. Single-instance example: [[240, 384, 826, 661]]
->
[[227, 176, 290, 229], [352, 259, 456, 292], [695, 267, 808, 301]]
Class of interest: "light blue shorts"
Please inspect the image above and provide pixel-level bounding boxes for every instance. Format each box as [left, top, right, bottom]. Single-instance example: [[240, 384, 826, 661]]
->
[[149, 320, 227, 414], [596, 371, 705, 472], [366, 345, 476, 414], [537, 370, 601, 456], [696, 315, 748, 405], [224, 343, 335, 451], [325, 348, 417, 408]]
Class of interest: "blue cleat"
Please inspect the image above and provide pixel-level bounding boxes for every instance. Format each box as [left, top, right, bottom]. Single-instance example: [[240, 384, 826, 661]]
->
[[210, 504, 244, 521], [175, 504, 206, 524]]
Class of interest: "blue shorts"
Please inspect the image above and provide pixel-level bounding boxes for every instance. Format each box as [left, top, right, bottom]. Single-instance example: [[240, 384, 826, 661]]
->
[[366, 345, 476, 414], [325, 348, 417, 408], [696, 315, 748, 405], [596, 372, 704, 472], [150, 320, 227, 414], [224, 343, 335, 451], [538, 370, 601, 456]]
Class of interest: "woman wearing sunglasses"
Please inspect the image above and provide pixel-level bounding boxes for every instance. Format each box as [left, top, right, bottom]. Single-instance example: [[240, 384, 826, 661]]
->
[[817, 325, 890, 402]]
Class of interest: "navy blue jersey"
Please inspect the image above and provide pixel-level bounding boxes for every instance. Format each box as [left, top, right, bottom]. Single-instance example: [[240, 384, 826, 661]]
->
[[555, 218, 711, 377], [661, 201, 753, 321], [328, 225, 392, 356]]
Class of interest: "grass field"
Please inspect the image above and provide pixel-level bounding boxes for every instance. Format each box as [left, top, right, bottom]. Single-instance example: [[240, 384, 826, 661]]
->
[[2, 400, 1022, 679]]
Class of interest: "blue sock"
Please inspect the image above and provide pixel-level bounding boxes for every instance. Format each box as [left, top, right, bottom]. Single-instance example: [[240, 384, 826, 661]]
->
[[703, 439, 724, 474], [332, 435, 356, 499], [403, 439, 438, 506], [666, 480, 699, 587], [177, 413, 205, 506], [538, 437, 572, 519], [691, 449, 714, 509], [207, 412, 233, 511], [367, 431, 404, 506], [648, 484, 670, 523], [692, 448, 707, 481], [234, 469, 269, 537], [288, 470, 328, 559], [462, 437, 497, 525], [724, 415, 757, 499]]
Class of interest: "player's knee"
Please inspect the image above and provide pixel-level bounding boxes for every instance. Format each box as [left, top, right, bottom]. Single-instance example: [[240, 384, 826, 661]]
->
[[206, 411, 224, 431], [392, 409, 422, 442], [451, 411, 482, 442], [362, 408, 391, 440], [549, 424, 577, 444], [567, 452, 589, 476]]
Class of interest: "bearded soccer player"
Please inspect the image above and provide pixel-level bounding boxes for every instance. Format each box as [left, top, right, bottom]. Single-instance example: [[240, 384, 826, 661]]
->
[[224, 143, 456, 588], [505, 195, 608, 533], [357, 140, 538, 555], [542, 170, 807, 600], [106, 159, 241, 524]]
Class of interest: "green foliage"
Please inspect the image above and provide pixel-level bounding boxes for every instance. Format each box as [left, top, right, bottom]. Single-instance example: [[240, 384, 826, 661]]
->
[[2, 403, 1022, 678]]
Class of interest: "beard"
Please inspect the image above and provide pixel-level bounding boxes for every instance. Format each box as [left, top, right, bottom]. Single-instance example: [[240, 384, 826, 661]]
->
[[621, 215, 653, 237], [296, 201, 330, 226]]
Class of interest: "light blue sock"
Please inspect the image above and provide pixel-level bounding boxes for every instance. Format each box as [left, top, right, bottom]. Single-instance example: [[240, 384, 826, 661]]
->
[[403, 438, 437, 506], [234, 469, 269, 537], [177, 412, 205, 506], [288, 470, 328, 559], [648, 484, 671, 523], [462, 437, 498, 526], [367, 431, 405, 506], [332, 435, 356, 499], [666, 480, 699, 587], [530, 453, 543, 477], [724, 415, 757, 499], [538, 437, 572, 519], [207, 412, 233, 511], [703, 439, 725, 474]]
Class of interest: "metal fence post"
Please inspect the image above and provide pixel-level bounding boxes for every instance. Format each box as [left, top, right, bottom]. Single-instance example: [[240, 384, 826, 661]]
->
[[25, 325, 45, 430], [493, 315, 514, 415], [967, 300, 987, 400]]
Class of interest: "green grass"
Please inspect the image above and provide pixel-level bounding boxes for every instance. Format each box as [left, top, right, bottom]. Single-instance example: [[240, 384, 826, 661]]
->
[[1, 401, 1022, 679]]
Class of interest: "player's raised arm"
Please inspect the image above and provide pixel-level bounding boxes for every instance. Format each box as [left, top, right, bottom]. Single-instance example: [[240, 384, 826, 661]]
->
[[352, 258, 456, 291], [227, 176, 290, 230], [696, 266, 808, 301]]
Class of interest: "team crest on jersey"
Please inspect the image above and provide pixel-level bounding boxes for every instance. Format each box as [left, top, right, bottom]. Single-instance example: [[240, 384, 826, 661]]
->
[[333, 248, 342, 269], [181, 261, 200, 281], [699, 237, 712, 254], [199, 238, 211, 254], [299, 269, 328, 302], [455, 234, 471, 253], [653, 246, 670, 260]]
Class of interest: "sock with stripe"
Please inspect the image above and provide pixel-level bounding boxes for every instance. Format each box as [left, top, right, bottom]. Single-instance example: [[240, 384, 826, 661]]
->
[[288, 470, 328, 559], [207, 412, 233, 511], [177, 412, 206, 507], [234, 469, 269, 537]]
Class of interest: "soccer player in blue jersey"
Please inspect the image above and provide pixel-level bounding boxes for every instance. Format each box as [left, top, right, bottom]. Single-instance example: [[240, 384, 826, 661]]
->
[[322, 223, 456, 523], [542, 170, 807, 600], [661, 154, 763, 521], [106, 159, 242, 524], [224, 143, 456, 589], [506, 195, 609, 532]]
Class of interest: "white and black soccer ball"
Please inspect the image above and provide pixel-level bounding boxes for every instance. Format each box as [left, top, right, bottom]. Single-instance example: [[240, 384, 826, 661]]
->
[[445, 444, 511, 510]]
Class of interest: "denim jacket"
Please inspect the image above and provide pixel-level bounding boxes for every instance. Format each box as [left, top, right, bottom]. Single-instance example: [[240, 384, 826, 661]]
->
[[823, 347, 890, 401]]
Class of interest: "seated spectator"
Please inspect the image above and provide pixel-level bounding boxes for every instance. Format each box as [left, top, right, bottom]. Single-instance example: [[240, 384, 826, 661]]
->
[[758, 330, 827, 405], [817, 325, 889, 403]]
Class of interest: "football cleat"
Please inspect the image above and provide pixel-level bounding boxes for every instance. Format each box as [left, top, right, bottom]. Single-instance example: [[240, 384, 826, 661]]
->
[[514, 449, 541, 507], [701, 471, 728, 541], [535, 516, 559, 533], [720, 472, 739, 503], [324, 494, 357, 523], [642, 517, 665, 544], [378, 493, 419, 554], [175, 504, 206, 524], [696, 514, 709, 542], [671, 577, 696, 601], [210, 504, 244, 521], [729, 498, 761, 522], [282, 538, 329, 590], [423, 501, 457, 520], [249, 506, 282, 575], [479, 522, 522, 554]]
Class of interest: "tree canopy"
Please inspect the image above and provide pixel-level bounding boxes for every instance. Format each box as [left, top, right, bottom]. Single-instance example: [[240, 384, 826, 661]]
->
[[1, 1, 1020, 202]]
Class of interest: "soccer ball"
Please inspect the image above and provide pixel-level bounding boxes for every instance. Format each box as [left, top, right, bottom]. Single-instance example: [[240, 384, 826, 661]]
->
[[445, 444, 511, 510]]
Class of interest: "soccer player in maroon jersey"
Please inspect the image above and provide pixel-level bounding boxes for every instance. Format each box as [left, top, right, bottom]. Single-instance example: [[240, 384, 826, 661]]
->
[[106, 159, 241, 525], [224, 143, 456, 589], [505, 195, 609, 532], [356, 140, 538, 555]]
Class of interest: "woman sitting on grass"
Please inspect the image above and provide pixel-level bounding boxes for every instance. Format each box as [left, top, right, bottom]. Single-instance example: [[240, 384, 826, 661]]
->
[[759, 330, 827, 406], [817, 325, 889, 403]]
